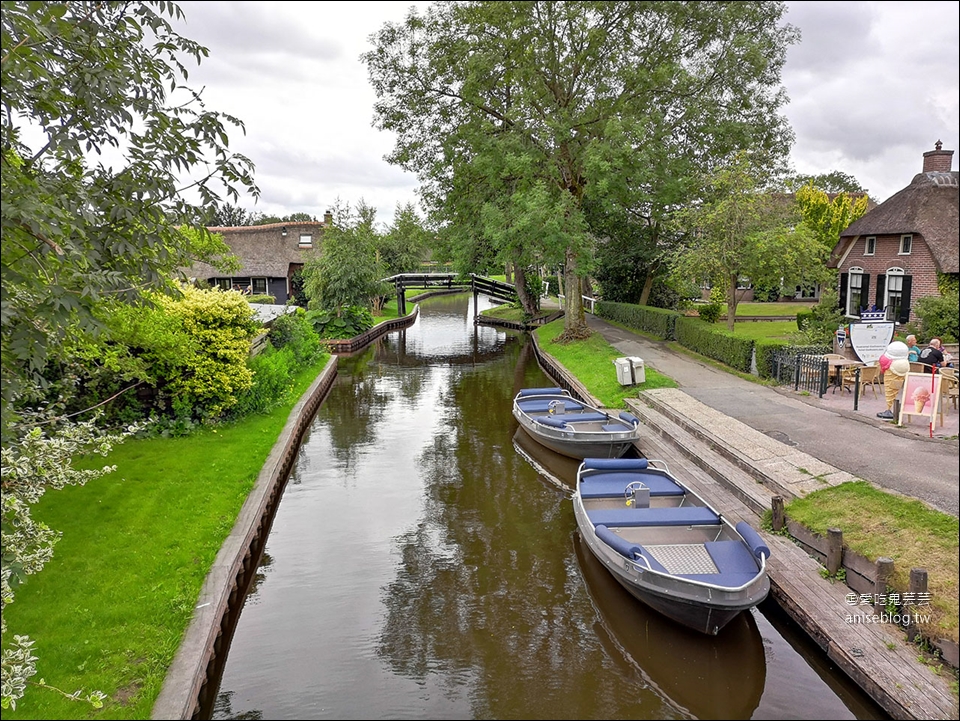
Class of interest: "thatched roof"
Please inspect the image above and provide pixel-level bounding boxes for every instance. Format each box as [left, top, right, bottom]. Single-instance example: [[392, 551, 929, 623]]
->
[[185, 222, 325, 279], [829, 171, 959, 272]]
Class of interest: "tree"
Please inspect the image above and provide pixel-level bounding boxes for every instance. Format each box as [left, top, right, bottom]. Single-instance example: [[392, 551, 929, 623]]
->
[[670, 153, 829, 332], [380, 202, 432, 276], [786, 170, 867, 195], [794, 183, 870, 251], [364, 1, 798, 339], [301, 199, 387, 314], [1, 1, 257, 708], [1, 1, 258, 423]]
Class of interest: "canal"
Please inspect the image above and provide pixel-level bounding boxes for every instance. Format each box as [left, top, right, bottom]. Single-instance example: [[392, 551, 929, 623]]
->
[[210, 293, 887, 720]]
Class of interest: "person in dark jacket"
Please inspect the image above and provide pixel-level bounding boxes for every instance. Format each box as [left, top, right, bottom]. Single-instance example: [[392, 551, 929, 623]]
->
[[918, 338, 944, 372]]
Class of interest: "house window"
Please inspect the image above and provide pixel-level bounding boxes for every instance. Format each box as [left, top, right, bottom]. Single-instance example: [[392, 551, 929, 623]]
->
[[299, 234, 313, 248], [846, 268, 863, 316], [898, 235, 912, 255], [214, 278, 232, 291], [252, 277, 268, 295], [864, 237, 876, 256], [885, 268, 904, 321]]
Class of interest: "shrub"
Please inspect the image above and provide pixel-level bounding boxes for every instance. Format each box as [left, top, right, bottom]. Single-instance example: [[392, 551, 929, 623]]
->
[[232, 345, 297, 416], [268, 309, 321, 363], [675, 317, 753, 372], [247, 293, 276, 304], [755, 338, 793, 379], [796, 309, 813, 331], [698, 302, 722, 324], [911, 292, 959, 343], [305, 305, 375, 339], [596, 301, 682, 340]]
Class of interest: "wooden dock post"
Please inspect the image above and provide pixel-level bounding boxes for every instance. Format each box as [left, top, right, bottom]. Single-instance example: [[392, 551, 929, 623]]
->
[[771, 496, 785, 532], [906, 568, 928, 642], [826, 527, 843, 576], [874, 557, 894, 612]]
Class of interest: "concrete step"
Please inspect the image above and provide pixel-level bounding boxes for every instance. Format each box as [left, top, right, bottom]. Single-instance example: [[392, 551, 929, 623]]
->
[[628, 400, 775, 517]]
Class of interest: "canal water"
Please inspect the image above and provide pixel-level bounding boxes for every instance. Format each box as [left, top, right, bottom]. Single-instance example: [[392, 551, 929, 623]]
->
[[211, 293, 887, 720]]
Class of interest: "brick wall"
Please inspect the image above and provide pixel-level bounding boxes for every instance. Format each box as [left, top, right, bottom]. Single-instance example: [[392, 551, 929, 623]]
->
[[838, 233, 940, 323]]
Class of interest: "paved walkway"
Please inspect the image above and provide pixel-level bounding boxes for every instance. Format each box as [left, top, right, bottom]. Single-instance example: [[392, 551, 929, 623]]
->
[[584, 314, 960, 517]]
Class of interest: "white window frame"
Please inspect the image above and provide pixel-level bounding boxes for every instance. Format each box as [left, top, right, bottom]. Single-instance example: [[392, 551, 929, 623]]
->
[[884, 267, 905, 321], [252, 277, 268, 295], [846, 267, 864, 317], [898, 234, 912, 255], [299, 234, 313, 248], [864, 236, 876, 256]]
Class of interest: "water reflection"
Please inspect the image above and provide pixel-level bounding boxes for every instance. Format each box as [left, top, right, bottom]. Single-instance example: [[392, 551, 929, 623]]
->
[[210, 293, 887, 720]]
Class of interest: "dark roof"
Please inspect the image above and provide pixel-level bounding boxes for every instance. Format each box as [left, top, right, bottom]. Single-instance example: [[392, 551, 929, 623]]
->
[[186, 222, 325, 279], [830, 171, 959, 272]]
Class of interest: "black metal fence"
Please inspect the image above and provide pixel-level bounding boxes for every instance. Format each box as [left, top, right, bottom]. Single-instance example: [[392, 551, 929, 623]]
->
[[771, 346, 832, 397]]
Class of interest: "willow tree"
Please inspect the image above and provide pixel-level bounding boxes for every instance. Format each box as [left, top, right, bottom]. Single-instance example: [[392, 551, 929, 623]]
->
[[364, 1, 797, 339]]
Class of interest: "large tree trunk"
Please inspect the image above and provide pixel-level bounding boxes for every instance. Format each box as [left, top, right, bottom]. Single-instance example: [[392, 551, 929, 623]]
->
[[638, 271, 656, 306], [559, 248, 590, 340], [513, 263, 538, 317], [727, 273, 738, 333]]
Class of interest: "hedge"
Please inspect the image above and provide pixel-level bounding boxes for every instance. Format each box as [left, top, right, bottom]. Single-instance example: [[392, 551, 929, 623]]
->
[[596, 300, 682, 340], [675, 316, 754, 373]]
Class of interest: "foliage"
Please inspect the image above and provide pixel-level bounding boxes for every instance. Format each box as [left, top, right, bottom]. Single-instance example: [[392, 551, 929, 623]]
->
[[364, 1, 799, 339], [380, 203, 432, 276], [790, 284, 846, 346], [1, 416, 139, 710], [246, 293, 276, 305], [669, 152, 829, 333], [797, 309, 813, 331], [0, 352, 329, 718], [910, 292, 959, 343], [755, 338, 793, 379], [305, 306, 375, 340], [786, 170, 867, 195], [674, 317, 754, 373], [794, 183, 870, 251], [698, 302, 722, 324], [595, 301, 682, 341], [267, 309, 321, 364], [301, 200, 388, 314], [0, 1, 258, 422]]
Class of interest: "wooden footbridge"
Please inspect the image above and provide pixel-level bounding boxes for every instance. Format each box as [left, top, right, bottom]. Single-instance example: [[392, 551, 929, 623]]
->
[[382, 273, 518, 315]]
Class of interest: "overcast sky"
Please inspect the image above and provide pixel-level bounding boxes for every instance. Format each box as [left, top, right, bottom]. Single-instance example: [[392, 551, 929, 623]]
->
[[172, 1, 959, 227]]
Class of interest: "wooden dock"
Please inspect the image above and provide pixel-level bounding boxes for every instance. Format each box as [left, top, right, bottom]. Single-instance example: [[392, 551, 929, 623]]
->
[[627, 393, 958, 720]]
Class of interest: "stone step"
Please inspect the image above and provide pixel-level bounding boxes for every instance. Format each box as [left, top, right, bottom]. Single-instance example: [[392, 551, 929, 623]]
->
[[628, 400, 775, 517]]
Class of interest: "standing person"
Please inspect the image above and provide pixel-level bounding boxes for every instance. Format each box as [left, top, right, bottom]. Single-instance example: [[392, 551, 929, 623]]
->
[[905, 335, 921, 362], [918, 338, 945, 372]]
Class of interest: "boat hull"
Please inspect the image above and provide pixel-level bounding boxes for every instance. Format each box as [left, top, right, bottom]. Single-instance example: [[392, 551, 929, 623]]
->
[[573, 462, 770, 635], [515, 415, 636, 459]]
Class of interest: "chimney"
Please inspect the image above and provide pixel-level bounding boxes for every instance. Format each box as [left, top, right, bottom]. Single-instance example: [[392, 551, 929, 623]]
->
[[323, 210, 333, 225], [922, 140, 954, 173]]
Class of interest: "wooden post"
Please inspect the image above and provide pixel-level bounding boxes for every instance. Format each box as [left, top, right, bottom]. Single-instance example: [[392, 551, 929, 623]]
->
[[826, 527, 843, 576], [874, 557, 894, 612], [906, 568, 928, 642], [771, 496, 785, 533]]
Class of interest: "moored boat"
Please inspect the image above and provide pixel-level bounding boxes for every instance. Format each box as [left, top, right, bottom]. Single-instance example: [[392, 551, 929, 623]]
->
[[573, 457, 771, 635], [512, 387, 641, 459]]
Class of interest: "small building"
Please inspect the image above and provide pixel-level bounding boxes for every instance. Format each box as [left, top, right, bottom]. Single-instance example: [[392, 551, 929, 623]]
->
[[187, 215, 330, 304], [828, 142, 959, 324]]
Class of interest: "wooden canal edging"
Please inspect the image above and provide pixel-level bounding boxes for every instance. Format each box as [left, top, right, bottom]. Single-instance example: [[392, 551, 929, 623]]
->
[[477, 308, 563, 332], [530, 349, 958, 719], [151, 357, 339, 720], [324, 305, 420, 354]]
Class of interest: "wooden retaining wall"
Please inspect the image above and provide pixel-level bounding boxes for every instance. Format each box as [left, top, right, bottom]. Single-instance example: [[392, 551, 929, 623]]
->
[[324, 306, 420, 354], [151, 357, 339, 720]]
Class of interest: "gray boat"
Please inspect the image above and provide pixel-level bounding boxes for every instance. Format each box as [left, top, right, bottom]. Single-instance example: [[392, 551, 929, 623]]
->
[[573, 457, 771, 635], [512, 387, 641, 459]]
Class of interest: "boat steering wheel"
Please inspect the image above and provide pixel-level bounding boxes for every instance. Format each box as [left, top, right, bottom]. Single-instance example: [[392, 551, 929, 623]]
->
[[624, 481, 647, 506]]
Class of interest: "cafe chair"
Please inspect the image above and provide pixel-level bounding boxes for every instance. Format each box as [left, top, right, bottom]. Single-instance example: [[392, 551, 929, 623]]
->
[[909, 362, 927, 374], [843, 363, 880, 399], [939, 367, 959, 410]]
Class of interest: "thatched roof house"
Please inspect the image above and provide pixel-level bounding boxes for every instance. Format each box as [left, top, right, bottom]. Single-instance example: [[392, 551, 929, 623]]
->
[[186, 219, 329, 304], [828, 142, 958, 324]]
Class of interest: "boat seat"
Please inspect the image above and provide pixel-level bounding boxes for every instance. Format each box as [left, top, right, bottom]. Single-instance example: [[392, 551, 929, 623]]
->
[[601, 423, 632, 432], [534, 416, 570, 429], [517, 399, 583, 413], [579, 472, 684, 498], [561, 412, 610, 424], [593, 525, 668, 573], [517, 387, 566, 396], [586, 506, 719, 527]]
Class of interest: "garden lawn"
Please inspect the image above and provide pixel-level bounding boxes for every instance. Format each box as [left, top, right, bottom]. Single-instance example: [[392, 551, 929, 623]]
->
[[535, 319, 677, 408], [4, 352, 331, 720], [723, 301, 815, 317], [718, 320, 798, 342], [785, 481, 959, 644]]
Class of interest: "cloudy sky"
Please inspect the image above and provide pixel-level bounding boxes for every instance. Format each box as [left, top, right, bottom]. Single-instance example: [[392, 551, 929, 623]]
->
[[172, 1, 959, 227]]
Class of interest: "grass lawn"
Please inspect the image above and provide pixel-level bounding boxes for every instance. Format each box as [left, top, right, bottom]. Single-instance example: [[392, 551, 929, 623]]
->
[[722, 301, 815, 317], [785, 481, 959, 644], [716, 320, 798, 342], [534, 319, 677, 408], [3, 352, 332, 720]]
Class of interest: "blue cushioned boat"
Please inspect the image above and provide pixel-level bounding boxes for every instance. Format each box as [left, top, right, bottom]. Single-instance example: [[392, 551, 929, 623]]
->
[[512, 387, 641, 459], [573, 457, 771, 635]]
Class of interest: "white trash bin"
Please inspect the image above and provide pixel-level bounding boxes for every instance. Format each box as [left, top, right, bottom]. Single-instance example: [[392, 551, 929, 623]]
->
[[628, 356, 645, 384], [614, 357, 634, 386]]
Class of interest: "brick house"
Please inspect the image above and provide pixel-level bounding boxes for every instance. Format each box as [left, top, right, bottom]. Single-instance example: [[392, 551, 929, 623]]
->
[[186, 214, 331, 304], [827, 142, 959, 325]]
